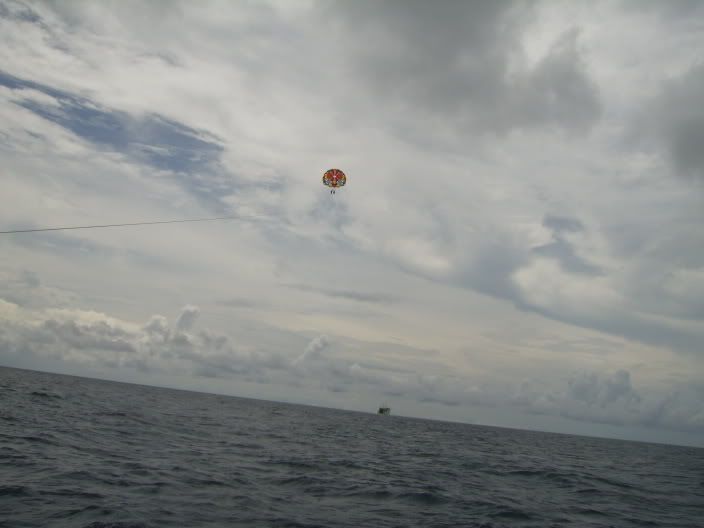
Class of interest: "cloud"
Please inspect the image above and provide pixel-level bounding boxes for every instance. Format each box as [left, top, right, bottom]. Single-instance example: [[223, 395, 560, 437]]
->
[[567, 369, 640, 407], [514, 369, 704, 433], [543, 214, 584, 234], [639, 383, 704, 432], [293, 334, 329, 366], [0, 70, 238, 212], [284, 283, 399, 304], [175, 304, 200, 332], [622, 0, 704, 20], [319, 1, 601, 140], [0, 1, 41, 25], [511, 257, 704, 353], [0, 268, 76, 309], [532, 214, 603, 275], [640, 63, 704, 182], [0, 300, 288, 380], [217, 297, 264, 309]]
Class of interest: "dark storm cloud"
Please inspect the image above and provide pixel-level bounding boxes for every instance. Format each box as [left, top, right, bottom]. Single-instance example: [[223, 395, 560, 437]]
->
[[641, 64, 704, 181], [320, 0, 601, 136]]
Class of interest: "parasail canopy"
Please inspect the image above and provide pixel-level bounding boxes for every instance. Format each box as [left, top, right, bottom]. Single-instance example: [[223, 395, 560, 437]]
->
[[322, 168, 346, 189]]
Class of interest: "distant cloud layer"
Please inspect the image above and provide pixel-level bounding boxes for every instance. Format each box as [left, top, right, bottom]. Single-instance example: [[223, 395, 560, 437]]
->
[[1, 291, 702, 435]]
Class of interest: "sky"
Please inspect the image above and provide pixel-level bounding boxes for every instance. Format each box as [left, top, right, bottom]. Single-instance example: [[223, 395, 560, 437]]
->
[[1, 0, 703, 448]]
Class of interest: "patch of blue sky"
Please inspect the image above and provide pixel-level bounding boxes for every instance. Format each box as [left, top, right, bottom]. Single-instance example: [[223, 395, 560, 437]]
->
[[1, 71, 222, 171], [0, 70, 245, 212]]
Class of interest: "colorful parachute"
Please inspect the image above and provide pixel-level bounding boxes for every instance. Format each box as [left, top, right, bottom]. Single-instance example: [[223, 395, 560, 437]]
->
[[322, 168, 346, 194]]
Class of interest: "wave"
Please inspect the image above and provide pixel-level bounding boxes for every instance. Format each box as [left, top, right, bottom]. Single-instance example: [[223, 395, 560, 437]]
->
[[82, 523, 150, 528], [397, 490, 449, 505], [29, 390, 62, 399], [0, 485, 30, 497]]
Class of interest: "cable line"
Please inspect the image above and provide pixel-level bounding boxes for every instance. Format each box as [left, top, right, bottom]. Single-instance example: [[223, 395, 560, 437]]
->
[[0, 214, 265, 235]]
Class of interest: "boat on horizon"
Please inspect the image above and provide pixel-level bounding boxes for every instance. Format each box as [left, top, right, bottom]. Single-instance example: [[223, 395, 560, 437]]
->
[[377, 404, 390, 415]]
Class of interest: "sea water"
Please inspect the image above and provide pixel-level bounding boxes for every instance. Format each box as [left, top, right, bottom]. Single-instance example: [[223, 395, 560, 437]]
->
[[1, 366, 702, 527]]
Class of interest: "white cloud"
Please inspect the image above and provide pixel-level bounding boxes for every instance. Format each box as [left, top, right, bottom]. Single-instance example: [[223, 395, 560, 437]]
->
[[175, 304, 200, 333], [293, 334, 329, 366]]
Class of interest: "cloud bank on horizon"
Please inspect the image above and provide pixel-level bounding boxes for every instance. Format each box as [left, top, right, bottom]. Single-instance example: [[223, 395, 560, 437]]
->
[[1, 0, 703, 446]]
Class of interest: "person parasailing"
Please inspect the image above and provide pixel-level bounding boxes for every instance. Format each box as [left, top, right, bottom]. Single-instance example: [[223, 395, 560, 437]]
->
[[322, 168, 346, 195]]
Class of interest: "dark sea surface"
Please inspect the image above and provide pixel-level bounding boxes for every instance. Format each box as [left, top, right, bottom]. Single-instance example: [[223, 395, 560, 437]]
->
[[1, 367, 703, 528]]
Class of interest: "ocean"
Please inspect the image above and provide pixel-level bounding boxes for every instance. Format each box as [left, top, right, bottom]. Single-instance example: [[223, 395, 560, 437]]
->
[[1, 366, 702, 528]]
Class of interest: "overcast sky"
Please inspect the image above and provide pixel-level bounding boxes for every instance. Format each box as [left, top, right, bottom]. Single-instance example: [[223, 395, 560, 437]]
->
[[1, 0, 703, 447]]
